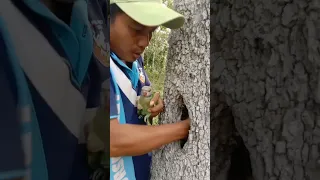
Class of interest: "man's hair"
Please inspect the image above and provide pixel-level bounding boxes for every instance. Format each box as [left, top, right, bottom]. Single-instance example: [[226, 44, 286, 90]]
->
[[110, 4, 123, 23]]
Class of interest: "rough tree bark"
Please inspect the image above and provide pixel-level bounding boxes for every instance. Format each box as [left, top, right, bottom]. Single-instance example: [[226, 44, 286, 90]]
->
[[150, 0, 210, 180], [212, 0, 320, 180]]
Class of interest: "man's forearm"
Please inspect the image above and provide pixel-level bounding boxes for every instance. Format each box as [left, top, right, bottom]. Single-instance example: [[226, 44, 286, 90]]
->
[[110, 119, 190, 157]]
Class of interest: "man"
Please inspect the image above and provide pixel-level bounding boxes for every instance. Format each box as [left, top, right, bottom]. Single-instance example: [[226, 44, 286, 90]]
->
[[109, 1, 190, 180], [0, 0, 109, 179]]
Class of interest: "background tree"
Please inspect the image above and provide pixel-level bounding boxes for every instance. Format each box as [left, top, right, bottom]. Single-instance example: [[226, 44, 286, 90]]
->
[[144, 26, 171, 96], [143, 0, 173, 96], [211, 0, 320, 180], [150, 0, 210, 179]]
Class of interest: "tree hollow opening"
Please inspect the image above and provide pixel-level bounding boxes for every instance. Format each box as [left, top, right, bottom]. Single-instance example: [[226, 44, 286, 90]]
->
[[227, 125, 253, 180], [180, 104, 189, 148]]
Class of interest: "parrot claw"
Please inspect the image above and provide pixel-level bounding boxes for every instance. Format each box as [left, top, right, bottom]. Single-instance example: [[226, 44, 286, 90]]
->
[[144, 114, 154, 126]]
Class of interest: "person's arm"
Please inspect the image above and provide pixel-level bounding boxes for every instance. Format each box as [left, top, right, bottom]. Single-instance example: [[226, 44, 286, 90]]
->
[[109, 74, 190, 157], [110, 118, 190, 157], [0, 33, 26, 180]]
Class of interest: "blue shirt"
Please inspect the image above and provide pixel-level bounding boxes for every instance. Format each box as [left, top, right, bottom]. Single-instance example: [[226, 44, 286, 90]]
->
[[0, 0, 109, 179], [110, 55, 151, 180], [0, 30, 26, 180]]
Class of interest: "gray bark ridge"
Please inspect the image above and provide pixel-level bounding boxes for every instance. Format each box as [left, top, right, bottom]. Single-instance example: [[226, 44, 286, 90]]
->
[[150, 0, 210, 180], [212, 0, 320, 180]]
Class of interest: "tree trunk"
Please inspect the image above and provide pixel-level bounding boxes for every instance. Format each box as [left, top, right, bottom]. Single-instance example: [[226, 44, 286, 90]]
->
[[212, 0, 320, 180], [150, 0, 210, 180]]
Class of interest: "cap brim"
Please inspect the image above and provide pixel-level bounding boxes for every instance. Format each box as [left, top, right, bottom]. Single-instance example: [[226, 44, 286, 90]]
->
[[116, 2, 185, 29]]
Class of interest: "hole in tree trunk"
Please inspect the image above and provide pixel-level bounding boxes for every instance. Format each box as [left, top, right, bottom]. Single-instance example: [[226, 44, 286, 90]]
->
[[227, 131, 253, 180], [180, 104, 189, 148]]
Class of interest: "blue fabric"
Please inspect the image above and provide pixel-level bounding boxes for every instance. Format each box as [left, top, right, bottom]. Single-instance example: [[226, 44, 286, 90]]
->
[[0, 1, 101, 180], [22, 0, 79, 87], [22, 1, 94, 180], [110, 67, 137, 180], [110, 55, 151, 119], [110, 52, 140, 89], [109, 55, 151, 180], [110, 77, 118, 119], [70, 0, 93, 84], [27, 82, 84, 180], [12, 0, 87, 93], [23, 0, 92, 87], [19, 1, 93, 180], [0, 30, 26, 180], [0, 15, 48, 180], [1, 0, 108, 179]]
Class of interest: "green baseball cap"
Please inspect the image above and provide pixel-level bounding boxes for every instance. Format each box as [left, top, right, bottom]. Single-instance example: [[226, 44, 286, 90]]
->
[[110, 0, 185, 29]]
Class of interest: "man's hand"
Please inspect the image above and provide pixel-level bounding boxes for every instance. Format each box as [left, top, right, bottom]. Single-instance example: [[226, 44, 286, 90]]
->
[[110, 117, 191, 157], [148, 92, 164, 118]]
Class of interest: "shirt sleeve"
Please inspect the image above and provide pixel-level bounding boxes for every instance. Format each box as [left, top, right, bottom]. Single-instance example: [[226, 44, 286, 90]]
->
[[110, 73, 118, 120], [0, 31, 26, 179]]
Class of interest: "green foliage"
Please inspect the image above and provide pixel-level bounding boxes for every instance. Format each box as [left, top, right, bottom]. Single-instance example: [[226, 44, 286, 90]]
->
[[144, 28, 170, 72], [143, 25, 171, 97], [145, 68, 166, 96]]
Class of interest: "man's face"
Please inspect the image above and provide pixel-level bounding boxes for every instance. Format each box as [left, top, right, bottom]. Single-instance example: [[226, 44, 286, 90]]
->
[[110, 12, 158, 62]]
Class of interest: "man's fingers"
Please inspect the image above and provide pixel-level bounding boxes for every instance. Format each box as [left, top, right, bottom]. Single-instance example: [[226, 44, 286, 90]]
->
[[149, 104, 163, 113], [150, 92, 160, 106], [150, 112, 158, 118], [149, 98, 164, 113]]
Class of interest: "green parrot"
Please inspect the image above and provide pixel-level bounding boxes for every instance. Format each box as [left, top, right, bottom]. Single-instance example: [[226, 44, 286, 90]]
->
[[137, 86, 155, 125]]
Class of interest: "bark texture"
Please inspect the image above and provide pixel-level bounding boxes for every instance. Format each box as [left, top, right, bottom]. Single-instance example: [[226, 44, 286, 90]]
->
[[211, 0, 320, 180], [150, 0, 210, 180]]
